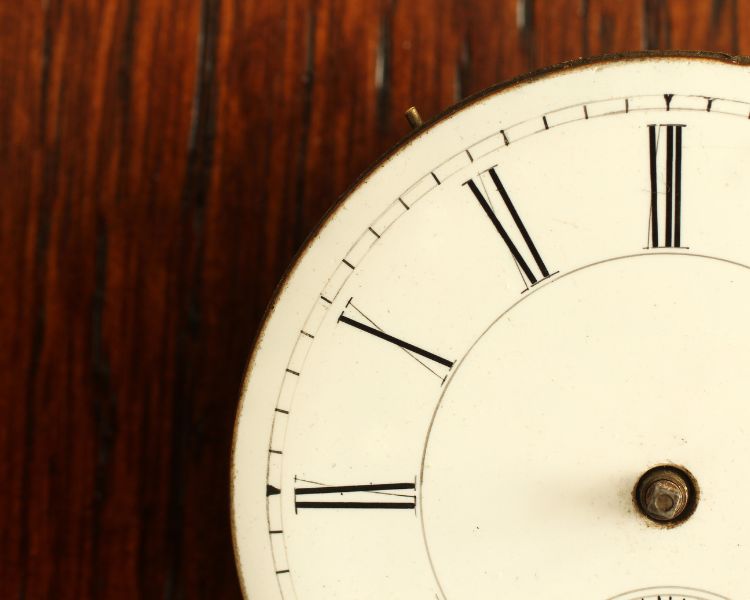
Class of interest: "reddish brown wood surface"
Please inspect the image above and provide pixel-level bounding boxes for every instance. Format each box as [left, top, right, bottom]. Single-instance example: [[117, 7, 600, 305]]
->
[[0, 1, 745, 597]]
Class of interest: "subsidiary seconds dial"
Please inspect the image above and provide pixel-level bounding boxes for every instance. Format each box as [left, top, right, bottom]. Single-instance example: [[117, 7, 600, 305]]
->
[[232, 53, 750, 600]]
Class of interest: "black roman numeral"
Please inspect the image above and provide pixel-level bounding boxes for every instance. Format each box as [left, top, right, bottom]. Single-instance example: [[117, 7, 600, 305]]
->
[[295, 480, 416, 510], [337, 299, 454, 383], [339, 314, 453, 368], [648, 124, 685, 248], [464, 167, 550, 286]]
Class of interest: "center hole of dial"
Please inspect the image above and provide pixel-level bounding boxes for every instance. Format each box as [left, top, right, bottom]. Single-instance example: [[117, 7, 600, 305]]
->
[[634, 465, 698, 526]]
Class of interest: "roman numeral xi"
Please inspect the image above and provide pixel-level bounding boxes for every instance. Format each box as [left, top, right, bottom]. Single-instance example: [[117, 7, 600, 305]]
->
[[648, 124, 685, 248], [464, 167, 551, 287]]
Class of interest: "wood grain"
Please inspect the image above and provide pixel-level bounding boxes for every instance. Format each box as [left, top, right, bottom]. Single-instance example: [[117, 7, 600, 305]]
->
[[0, 0, 744, 597]]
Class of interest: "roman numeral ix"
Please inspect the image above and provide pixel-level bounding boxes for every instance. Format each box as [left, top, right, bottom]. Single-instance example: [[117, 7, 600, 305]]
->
[[464, 167, 551, 286], [648, 124, 685, 248], [295, 479, 417, 510]]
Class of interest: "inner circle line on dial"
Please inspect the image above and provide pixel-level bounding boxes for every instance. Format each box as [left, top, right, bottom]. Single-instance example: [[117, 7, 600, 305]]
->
[[417, 251, 750, 600], [606, 586, 730, 600]]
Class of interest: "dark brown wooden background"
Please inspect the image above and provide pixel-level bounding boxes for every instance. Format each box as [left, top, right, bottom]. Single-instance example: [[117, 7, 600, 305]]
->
[[0, 0, 745, 597]]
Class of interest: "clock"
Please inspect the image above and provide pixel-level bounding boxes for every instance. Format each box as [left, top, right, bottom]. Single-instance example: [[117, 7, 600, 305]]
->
[[231, 52, 750, 600]]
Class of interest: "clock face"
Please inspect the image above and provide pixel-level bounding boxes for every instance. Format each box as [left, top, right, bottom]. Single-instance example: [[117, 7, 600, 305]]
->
[[232, 54, 750, 600]]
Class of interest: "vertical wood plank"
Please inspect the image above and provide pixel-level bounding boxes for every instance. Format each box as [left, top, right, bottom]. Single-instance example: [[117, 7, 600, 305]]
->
[[585, 0, 645, 55], [0, 0, 44, 597]]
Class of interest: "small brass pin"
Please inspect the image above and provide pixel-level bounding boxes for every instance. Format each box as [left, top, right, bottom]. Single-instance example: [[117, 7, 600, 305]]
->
[[405, 106, 423, 129]]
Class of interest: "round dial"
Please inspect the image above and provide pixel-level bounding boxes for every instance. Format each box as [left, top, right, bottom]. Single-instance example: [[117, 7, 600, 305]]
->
[[232, 53, 750, 600], [608, 590, 729, 600]]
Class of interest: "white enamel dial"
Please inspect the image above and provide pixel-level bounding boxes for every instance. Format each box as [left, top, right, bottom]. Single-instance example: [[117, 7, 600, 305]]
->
[[232, 54, 750, 600]]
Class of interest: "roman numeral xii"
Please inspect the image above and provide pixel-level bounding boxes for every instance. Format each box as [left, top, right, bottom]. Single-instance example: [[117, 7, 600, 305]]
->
[[648, 124, 685, 248]]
